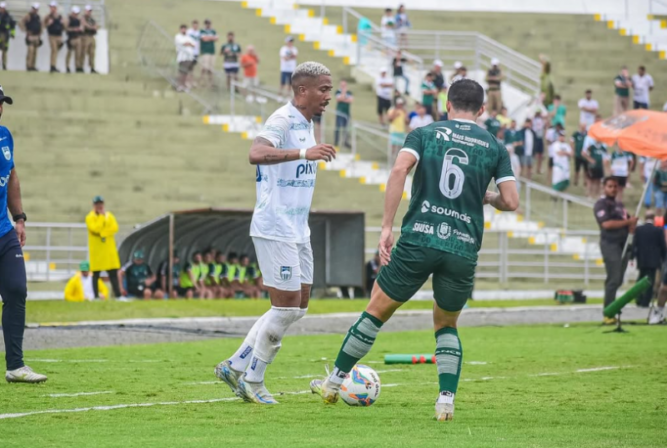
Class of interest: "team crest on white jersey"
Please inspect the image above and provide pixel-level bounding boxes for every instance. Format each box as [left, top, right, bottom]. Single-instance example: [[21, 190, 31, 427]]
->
[[1, 146, 9, 161], [435, 127, 452, 141]]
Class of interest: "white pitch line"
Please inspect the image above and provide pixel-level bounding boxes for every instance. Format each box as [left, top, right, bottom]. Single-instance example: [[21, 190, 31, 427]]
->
[[26, 359, 164, 364], [45, 391, 114, 398], [465, 361, 488, 365], [575, 366, 622, 373]]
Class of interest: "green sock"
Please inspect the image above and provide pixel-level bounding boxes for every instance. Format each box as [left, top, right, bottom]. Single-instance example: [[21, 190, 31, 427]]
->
[[435, 327, 463, 394], [331, 312, 383, 382]]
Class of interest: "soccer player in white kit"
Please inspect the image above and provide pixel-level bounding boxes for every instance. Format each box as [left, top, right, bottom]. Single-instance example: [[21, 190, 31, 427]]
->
[[215, 62, 336, 404]]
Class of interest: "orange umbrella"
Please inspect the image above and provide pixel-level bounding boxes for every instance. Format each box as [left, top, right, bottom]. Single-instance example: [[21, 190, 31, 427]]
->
[[588, 110, 667, 159]]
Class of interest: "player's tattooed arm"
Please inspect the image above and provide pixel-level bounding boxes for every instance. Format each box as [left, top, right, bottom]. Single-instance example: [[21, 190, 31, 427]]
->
[[249, 136, 301, 165]]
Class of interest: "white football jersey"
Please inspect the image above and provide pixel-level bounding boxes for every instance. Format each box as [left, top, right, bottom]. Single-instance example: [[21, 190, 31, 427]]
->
[[250, 102, 317, 244]]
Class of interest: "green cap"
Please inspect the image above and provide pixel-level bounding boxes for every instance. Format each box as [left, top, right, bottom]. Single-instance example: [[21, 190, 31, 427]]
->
[[93, 195, 104, 204], [79, 261, 90, 271], [133, 250, 145, 259]]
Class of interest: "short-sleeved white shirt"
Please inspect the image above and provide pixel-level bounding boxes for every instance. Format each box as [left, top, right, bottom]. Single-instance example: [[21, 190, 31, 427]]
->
[[632, 73, 654, 104], [174, 33, 196, 62], [186, 28, 201, 56], [409, 114, 433, 130], [250, 102, 317, 244], [577, 98, 599, 126], [279, 46, 298, 73], [375, 74, 394, 99]]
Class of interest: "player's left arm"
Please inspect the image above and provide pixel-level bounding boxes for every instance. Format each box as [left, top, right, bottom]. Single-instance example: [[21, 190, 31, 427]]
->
[[485, 144, 519, 212], [7, 168, 26, 247]]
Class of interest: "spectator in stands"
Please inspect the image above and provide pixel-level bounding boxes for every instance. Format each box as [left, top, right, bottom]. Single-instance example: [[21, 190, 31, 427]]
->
[[156, 250, 180, 299], [503, 119, 519, 154], [334, 80, 353, 148], [20, 4, 41, 71], [551, 131, 572, 192], [532, 111, 546, 175], [431, 60, 445, 91], [357, 15, 373, 46], [380, 8, 395, 47], [119, 250, 162, 300], [546, 123, 564, 182], [582, 130, 608, 199], [187, 20, 201, 64], [278, 36, 297, 99], [485, 58, 503, 114], [65, 6, 83, 73], [376, 67, 394, 127], [496, 106, 511, 128], [484, 111, 501, 138], [521, 118, 535, 180], [174, 24, 196, 92], [409, 105, 433, 131], [85, 196, 122, 299], [614, 66, 632, 115], [44, 1, 63, 73], [0, 3, 15, 71], [548, 95, 566, 127], [572, 122, 588, 187], [640, 156, 658, 209], [221, 31, 242, 91], [436, 87, 448, 121], [421, 72, 437, 119], [241, 45, 259, 101], [392, 50, 409, 95], [365, 252, 380, 295], [82, 5, 97, 73], [387, 97, 407, 159], [606, 146, 633, 203], [539, 54, 554, 107], [198, 19, 217, 88], [395, 4, 410, 48], [451, 61, 463, 82], [631, 65, 654, 110], [64, 261, 108, 302], [653, 160, 667, 217], [632, 210, 666, 308], [578, 89, 598, 128], [594, 177, 637, 324]]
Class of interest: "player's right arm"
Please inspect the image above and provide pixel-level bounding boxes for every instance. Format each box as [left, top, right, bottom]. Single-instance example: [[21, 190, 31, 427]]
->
[[484, 143, 519, 212], [248, 114, 336, 165]]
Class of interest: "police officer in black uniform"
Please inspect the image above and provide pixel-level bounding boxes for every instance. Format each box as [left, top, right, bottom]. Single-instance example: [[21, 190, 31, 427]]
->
[[19, 3, 42, 71], [593, 176, 638, 323], [44, 1, 64, 73], [0, 3, 16, 70]]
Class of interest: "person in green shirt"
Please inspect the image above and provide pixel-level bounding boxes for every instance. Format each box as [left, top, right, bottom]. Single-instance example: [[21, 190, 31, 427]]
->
[[571, 122, 588, 187], [547, 95, 566, 127], [582, 139, 608, 199], [484, 111, 501, 138], [198, 19, 218, 87], [311, 79, 519, 421], [334, 80, 353, 149], [220, 31, 242, 91], [421, 72, 437, 120], [614, 66, 631, 115]]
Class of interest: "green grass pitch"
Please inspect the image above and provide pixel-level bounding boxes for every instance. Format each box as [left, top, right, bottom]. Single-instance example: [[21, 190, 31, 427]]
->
[[1, 325, 665, 447]]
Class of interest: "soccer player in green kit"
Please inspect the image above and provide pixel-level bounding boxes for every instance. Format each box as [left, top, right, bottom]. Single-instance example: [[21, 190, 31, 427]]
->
[[310, 79, 519, 421]]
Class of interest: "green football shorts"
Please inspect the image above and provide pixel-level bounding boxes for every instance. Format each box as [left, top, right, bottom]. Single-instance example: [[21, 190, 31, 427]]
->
[[376, 240, 476, 312]]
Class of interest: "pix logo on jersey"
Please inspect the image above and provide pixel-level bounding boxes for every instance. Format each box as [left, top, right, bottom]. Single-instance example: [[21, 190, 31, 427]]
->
[[296, 162, 316, 178]]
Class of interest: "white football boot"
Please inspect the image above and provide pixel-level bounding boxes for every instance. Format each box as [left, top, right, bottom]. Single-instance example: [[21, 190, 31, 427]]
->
[[434, 391, 455, 421], [309, 378, 340, 404], [214, 360, 243, 394], [648, 307, 665, 325], [236, 376, 279, 404], [6, 366, 48, 383]]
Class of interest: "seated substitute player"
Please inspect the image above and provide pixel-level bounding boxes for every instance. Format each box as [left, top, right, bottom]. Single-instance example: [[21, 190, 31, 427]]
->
[[310, 79, 519, 421], [214, 61, 337, 404], [119, 250, 163, 300]]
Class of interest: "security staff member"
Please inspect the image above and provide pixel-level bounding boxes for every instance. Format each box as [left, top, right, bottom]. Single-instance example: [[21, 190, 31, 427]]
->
[[82, 4, 98, 73], [43, 1, 64, 73], [0, 3, 16, 71], [632, 210, 666, 307], [0, 85, 48, 382], [594, 176, 638, 324], [65, 5, 83, 73], [19, 3, 42, 71]]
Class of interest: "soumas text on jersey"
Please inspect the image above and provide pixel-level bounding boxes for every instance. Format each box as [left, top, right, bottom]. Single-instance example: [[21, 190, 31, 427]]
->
[[421, 200, 472, 224]]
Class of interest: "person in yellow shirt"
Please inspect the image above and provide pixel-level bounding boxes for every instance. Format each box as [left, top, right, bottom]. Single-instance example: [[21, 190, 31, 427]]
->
[[85, 196, 121, 299], [387, 97, 408, 160], [64, 261, 108, 301]]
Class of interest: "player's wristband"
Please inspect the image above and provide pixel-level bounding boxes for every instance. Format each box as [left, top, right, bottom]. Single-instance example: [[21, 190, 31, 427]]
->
[[299, 148, 307, 160]]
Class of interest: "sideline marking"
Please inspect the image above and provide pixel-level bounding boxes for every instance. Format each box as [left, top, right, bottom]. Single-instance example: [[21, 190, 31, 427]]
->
[[46, 391, 114, 398], [26, 359, 163, 364]]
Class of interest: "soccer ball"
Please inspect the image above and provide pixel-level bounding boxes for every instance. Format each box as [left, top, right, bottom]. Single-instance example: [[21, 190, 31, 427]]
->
[[339, 364, 381, 407]]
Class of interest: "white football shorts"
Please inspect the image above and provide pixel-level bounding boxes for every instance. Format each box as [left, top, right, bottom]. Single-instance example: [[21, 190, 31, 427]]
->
[[252, 237, 314, 291]]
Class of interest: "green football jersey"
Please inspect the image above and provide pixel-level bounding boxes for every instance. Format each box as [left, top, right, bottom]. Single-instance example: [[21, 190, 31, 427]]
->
[[399, 119, 515, 261]]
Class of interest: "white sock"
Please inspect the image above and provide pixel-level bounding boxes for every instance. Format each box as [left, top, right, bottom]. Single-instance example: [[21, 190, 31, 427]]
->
[[249, 306, 305, 382], [328, 367, 347, 387], [244, 356, 268, 383], [228, 311, 270, 372]]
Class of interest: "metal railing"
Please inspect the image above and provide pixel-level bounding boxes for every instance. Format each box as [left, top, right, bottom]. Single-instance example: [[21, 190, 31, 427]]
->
[[3, 0, 107, 28], [519, 178, 596, 230]]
